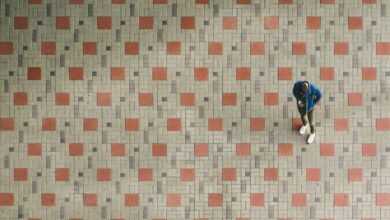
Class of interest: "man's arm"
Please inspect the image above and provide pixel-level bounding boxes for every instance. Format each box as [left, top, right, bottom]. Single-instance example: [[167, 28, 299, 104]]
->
[[311, 86, 322, 104]]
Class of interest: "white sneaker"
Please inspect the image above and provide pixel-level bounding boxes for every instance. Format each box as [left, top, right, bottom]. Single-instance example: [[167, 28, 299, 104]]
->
[[299, 124, 309, 135], [306, 133, 316, 144]]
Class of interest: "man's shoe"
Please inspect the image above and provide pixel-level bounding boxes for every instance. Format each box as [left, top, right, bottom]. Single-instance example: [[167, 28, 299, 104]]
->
[[299, 124, 309, 135], [306, 132, 316, 144]]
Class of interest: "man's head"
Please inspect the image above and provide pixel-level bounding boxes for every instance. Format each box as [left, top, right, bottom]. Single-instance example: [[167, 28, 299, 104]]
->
[[300, 81, 309, 96]]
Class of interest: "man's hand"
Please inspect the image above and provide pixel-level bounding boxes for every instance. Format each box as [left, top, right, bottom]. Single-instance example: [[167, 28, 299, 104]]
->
[[298, 100, 305, 108]]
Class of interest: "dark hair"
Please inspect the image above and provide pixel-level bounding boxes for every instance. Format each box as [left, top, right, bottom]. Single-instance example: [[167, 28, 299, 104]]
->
[[300, 81, 309, 96]]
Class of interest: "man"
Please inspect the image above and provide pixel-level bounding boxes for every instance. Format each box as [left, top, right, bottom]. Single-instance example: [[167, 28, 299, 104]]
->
[[292, 80, 322, 144]]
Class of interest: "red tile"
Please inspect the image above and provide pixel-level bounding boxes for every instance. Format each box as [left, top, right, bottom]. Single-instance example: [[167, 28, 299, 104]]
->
[[376, 193, 390, 206], [362, 0, 376, 3], [348, 16, 363, 30], [195, 0, 208, 4], [27, 67, 41, 80], [376, 118, 390, 131], [222, 168, 236, 181], [334, 42, 349, 55], [152, 143, 167, 156], [29, 0, 42, 4], [55, 168, 69, 181], [292, 42, 306, 55], [264, 168, 278, 181], [97, 168, 111, 181], [139, 16, 154, 29], [167, 41, 181, 55], [320, 67, 335, 80], [236, 67, 251, 80], [236, 143, 251, 156], [166, 193, 181, 207], [348, 93, 363, 106], [96, 92, 111, 106], [194, 67, 208, 81], [278, 67, 292, 80], [83, 42, 97, 55], [124, 42, 139, 55], [125, 118, 139, 131], [42, 118, 56, 131], [208, 42, 223, 55], [0, 42, 13, 54], [83, 193, 97, 206], [180, 168, 195, 181], [139, 93, 153, 106], [361, 67, 376, 80], [55, 92, 70, 106], [180, 93, 195, 106], [83, 118, 98, 131], [152, 67, 167, 80], [362, 143, 376, 157], [279, 0, 293, 3], [208, 193, 222, 207], [97, 16, 112, 29], [41, 41, 56, 55], [334, 118, 348, 131], [208, 118, 223, 131], [292, 117, 302, 130], [223, 16, 237, 30], [250, 42, 265, 55], [250, 193, 264, 207], [264, 92, 279, 105], [28, 143, 42, 156], [334, 193, 349, 207], [250, 117, 265, 131], [320, 143, 335, 156], [124, 194, 139, 206], [111, 143, 125, 156], [264, 16, 279, 29], [348, 168, 362, 182], [194, 143, 208, 157], [69, 0, 84, 4], [306, 16, 321, 30], [112, 0, 125, 3], [0, 193, 14, 206], [14, 16, 28, 29], [167, 118, 181, 131], [237, 0, 251, 4], [41, 193, 55, 206], [222, 93, 237, 106], [292, 193, 306, 207], [56, 16, 70, 29], [153, 0, 168, 3], [111, 67, 125, 80], [14, 92, 28, 106], [69, 143, 84, 156], [69, 67, 83, 80], [376, 42, 390, 55], [14, 168, 28, 181], [278, 143, 293, 156], [0, 118, 14, 131], [138, 168, 153, 181], [181, 16, 195, 29], [306, 168, 320, 181], [320, 0, 335, 3]]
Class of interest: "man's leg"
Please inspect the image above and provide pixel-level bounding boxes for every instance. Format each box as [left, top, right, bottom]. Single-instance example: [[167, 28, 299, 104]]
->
[[306, 109, 316, 144], [298, 107, 309, 135], [307, 109, 314, 133]]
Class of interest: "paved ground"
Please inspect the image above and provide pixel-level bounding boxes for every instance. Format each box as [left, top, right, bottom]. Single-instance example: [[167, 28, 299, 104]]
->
[[0, 0, 390, 219]]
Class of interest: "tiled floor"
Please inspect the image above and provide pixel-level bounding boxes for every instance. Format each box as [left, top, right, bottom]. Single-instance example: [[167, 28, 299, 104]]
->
[[0, 0, 390, 219]]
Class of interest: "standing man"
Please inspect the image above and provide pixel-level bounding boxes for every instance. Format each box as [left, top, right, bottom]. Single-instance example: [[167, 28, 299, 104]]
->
[[292, 80, 322, 144]]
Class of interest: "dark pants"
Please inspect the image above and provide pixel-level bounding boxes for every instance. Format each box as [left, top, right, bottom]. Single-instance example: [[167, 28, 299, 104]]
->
[[298, 106, 315, 133]]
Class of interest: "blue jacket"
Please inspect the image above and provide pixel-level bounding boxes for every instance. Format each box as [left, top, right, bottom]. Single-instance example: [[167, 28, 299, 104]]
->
[[293, 81, 322, 112]]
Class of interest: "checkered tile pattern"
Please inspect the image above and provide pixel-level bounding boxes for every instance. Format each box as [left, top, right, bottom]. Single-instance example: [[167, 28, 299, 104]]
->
[[0, 0, 390, 219]]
